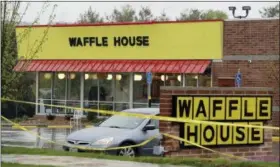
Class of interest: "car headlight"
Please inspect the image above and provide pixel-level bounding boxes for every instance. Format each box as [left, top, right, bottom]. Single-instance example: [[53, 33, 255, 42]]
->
[[91, 137, 114, 146]]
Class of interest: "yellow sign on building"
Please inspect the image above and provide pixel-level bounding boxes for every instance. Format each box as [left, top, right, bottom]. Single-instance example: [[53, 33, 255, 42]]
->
[[15, 21, 223, 60], [173, 96, 272, 147]]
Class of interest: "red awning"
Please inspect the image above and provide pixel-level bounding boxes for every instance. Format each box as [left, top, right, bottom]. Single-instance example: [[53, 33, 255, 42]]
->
[[13, 60, 211, 74]]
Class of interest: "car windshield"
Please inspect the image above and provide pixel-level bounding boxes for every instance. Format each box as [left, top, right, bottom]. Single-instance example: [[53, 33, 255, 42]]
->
[[98, 114, 146, 129]]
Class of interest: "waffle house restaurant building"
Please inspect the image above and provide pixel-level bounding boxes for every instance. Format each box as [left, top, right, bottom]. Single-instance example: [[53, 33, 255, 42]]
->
[[15, 19, 279, 120], [13, 20, 222, 116]]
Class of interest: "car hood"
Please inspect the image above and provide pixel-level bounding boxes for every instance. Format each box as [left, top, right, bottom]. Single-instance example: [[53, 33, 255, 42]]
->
[[67, 126, 131, 142]]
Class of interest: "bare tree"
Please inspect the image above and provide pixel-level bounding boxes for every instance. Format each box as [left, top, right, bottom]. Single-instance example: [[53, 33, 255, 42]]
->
[[1, 1, 56, 100], [136, 6, 154, 22], [176, 8, 228, 20], [259, 4, 279, 18], [154, 10, 170, 21], [177, 9, 202, 20], [78, 6, 103, 23], [106, 4, 137, 22]]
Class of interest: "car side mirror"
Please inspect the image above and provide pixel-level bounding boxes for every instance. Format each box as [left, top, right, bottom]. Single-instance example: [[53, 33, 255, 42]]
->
[[143, 124, 156, 131]]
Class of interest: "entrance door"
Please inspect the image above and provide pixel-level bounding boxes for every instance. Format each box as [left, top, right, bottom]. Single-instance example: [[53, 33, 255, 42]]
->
[[98, 74, 114, 117], [114, 73, 130, 111], [66, 73, 81, 114]]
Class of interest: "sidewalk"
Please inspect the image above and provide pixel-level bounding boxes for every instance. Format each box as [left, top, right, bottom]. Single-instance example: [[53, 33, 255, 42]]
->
[[2, 154, 191, 167]]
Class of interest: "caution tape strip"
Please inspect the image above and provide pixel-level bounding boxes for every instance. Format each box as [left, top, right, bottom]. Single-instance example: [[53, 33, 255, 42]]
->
[[47, 125, 74, 129], [2, 115, 247, 160], [272, 137, 280, 142], [12, 125, 39, 129], [2, 98, 279, 130], [162, 133, 247, 161]]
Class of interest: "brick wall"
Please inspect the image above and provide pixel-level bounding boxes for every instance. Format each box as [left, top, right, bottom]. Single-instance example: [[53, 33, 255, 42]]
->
[[160, 87, 274, 161], [212, 60, 279, 106], [224, 19, 279, 55], [217, 19, 280, 136], [212, 60, 279, 135], [272, 111, 279, 136]]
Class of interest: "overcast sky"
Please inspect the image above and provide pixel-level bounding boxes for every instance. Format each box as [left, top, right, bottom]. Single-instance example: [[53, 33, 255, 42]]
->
[[20, 0, 279, 24]]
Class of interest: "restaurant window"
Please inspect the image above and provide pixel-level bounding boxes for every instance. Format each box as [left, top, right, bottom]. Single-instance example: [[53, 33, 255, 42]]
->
[[53, 72, 67, 114], [199, 67, 211, 87], [114, 73, 130, 111], [165, 74, 182, 86], [199, 75, 211, 87], [38, 72, 52, 114], [185, 74, 198, 87], [66, 73, 81, 114], [133, 73, 147, 108]]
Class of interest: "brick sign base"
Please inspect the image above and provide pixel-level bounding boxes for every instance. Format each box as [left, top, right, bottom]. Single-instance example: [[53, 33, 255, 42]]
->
[[160, 87, 273, 161]]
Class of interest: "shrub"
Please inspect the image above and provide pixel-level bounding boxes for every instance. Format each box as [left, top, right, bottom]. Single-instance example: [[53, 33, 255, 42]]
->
[[87, 111, 98, 121], [46, 113, 56, 120], [22, 115, 29, 121], [64, 113, 73, 120]]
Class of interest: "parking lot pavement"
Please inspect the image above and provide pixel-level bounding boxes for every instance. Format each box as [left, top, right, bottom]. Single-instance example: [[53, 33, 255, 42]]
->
[[2, 154, 192, 167]]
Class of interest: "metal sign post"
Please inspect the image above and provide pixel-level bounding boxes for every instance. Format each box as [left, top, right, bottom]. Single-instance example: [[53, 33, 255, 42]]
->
[[235, 69, 242, 87], [146, 72, 152, 108]]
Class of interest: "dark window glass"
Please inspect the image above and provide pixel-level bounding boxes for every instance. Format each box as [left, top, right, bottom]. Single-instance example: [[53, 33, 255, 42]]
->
[[53, 72, 67, 114], [38, 72, 52, 114], [133, 73, 147, 103]]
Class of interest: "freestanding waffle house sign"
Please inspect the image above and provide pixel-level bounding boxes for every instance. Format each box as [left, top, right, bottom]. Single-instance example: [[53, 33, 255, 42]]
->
[[172, 95, 272, 147]]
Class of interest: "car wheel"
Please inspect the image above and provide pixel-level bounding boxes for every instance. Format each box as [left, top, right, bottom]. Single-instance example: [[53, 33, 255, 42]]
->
[[117, 142, 137, 157]]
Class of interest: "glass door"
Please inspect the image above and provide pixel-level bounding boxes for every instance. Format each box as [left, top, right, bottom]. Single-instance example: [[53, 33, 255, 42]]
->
[[66, 73, 81, 114], [84, 73, 98, 118], [98, 73, 114, 117], [114, 73, 130, 111]]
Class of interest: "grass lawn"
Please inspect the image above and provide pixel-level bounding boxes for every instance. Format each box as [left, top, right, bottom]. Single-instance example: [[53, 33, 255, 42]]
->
[[1, 162, 55, 167], [2, 146, 279, 167]]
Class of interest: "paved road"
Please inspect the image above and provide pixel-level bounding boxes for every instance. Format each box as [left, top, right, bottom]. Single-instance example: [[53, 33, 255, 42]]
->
[[2, 154, 192, 167]]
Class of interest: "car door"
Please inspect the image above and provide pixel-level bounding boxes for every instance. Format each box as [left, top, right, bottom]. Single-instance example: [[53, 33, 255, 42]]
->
[[139, 118, 161, 156]]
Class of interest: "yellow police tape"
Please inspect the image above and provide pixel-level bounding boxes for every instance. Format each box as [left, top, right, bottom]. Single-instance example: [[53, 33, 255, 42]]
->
[[272, 137, 280, 142], [2, 115, 247, 160], [162, 133, 247, 160], [2, 98, 279, 130], [12, 125, 38, 129], [46, 125, 73, 129]]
